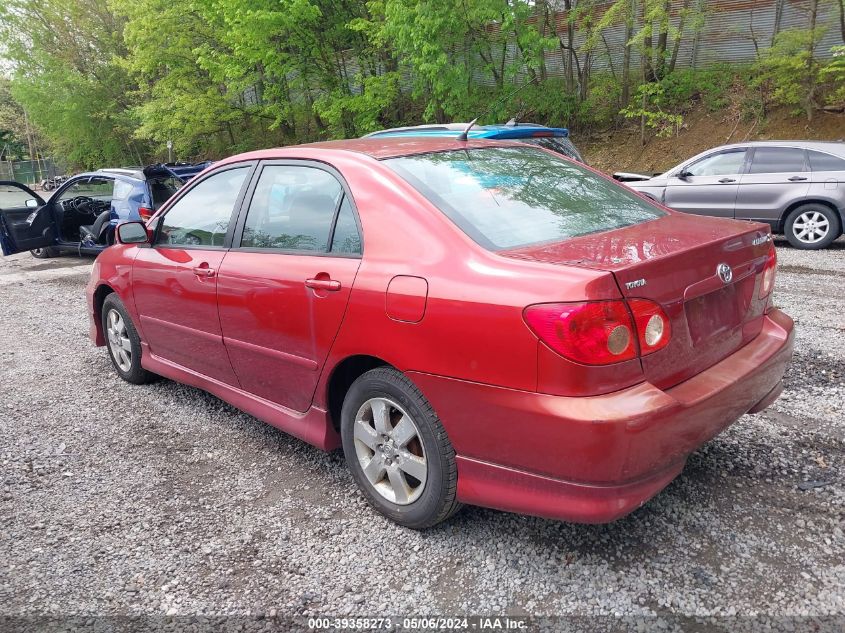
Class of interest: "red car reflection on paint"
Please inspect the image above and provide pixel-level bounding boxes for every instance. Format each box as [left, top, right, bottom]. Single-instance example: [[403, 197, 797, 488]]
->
[[86, 138, 794, 529]]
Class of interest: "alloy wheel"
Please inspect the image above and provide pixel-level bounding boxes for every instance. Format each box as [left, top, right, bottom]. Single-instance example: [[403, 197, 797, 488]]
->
[[106, 308, 132, 372], [793, 211, 830, 245], [353, 397, 428, 505]]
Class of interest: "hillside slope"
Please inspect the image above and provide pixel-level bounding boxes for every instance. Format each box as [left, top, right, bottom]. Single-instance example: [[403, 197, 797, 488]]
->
[[582, 107, 845, 175]]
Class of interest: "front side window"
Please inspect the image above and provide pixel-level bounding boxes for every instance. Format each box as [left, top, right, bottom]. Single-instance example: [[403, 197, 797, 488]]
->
[[0, 183, 37, 208], [385, 147, 664, 251], [748, 147, 807, 174], [685, 150, 746, 177], [241, 165, 343, 251], [156, 166, 249, 247]]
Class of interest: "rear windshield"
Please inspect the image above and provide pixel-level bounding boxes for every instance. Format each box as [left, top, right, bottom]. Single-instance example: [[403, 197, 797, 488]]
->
[[148, 176, 182, 209], [384, 147, 664, 250], [521, 136, 584, 163]]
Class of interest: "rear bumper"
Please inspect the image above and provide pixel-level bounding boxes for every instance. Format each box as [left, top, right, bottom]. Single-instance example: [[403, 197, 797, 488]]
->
[[409, 308, 794, 523]]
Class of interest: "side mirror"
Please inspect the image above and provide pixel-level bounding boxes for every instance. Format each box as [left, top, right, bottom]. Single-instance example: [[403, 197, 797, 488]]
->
[[677, 170, 693, 180], [116, 221, 151, 245], [25, 199, 39, 208]]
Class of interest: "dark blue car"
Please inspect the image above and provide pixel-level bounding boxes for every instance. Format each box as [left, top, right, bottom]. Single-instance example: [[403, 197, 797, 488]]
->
[[0, 162, 211, 258], [364, 121, 584, 163]]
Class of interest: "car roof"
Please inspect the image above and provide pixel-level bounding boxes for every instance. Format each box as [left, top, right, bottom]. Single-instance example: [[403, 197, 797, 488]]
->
[[97, 167, 145, 180], [364, 122, 570, 140], [216, 137, 527, 165], [718, 140, 845, 157]]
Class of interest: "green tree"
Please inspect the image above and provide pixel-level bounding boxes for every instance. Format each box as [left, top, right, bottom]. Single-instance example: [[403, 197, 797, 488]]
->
[[0, 0, 143, 169]]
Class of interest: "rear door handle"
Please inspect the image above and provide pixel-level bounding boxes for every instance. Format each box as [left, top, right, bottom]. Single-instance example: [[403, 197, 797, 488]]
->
[[192, 266, 215, 278], [718, 178, 736, 183], [788, 176, 808, 181], [305, 278, 341, 291]]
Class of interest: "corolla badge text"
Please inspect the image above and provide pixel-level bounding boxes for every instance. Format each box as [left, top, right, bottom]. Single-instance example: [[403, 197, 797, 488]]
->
[[625, 278, 647, 290]]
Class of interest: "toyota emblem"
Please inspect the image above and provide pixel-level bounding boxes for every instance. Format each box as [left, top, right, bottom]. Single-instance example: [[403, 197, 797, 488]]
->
[[717, 263, 733, 284]]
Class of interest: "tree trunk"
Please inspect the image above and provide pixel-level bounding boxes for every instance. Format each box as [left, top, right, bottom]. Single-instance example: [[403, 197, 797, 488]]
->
[[805, 0, 820, 122], [621, 0, 635, 108], [771, 0, 785, 46], [838, 0, 845, 43], [655, 0, 671, 79], [668, 0, 692, 73]]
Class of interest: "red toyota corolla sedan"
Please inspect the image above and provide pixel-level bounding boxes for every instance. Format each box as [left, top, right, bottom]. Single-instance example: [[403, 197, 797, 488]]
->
[[83, 138, 794, 528]]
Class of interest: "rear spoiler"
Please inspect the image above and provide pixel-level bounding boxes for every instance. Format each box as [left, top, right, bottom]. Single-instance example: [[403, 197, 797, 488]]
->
[[143, 161, 214, 182]]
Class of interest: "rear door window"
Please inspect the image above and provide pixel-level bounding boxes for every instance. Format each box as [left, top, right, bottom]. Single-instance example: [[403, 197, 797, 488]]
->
[[240, 165, 344, 252], [385, 146, 664, 251], [748, 147, 807, 174]]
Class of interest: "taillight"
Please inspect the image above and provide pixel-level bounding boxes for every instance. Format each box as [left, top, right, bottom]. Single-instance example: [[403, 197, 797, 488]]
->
[[627, 299, 671, 356], [138, 206, 154, 222], [524, 301, 636, 366], [759, 244, 777, 298]]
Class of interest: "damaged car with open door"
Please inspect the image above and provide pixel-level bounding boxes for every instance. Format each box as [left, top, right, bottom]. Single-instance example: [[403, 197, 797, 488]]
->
[[0, 163, 209, 259]]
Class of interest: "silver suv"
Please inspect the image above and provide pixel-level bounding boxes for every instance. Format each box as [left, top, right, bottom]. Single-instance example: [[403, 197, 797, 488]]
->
[[624, 141, 845, 249]]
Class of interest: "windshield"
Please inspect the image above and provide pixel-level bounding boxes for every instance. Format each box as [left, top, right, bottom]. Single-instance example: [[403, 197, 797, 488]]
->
[[384, 147, 664, 250]]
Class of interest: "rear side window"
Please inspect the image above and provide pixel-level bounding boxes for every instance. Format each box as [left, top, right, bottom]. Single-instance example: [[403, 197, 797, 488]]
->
[[385, 147, 664, 251], [157, 166, 249, 247], [113, 180, 134, 200], [748, 147, 807, 174], [241, 165, 343, 251], [330, 196, 362, 254], [808, 150, 845, 172]]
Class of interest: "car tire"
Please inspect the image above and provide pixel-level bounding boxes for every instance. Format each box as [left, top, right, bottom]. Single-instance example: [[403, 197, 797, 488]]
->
[[30, 247, 58, 259], [784, 204, 841, 250], [340, 367, 461, 529], [101, 294, 156, 385]]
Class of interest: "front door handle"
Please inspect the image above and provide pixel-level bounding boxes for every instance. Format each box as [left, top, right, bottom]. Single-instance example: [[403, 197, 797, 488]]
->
[[192, 266, 215, 278], [718, 177, 736, 183], [305, 277, 341, 292], [788, 176, 808, 181]]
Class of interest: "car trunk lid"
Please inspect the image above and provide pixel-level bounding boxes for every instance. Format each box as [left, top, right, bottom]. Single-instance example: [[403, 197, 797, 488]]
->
[[502, 212, 774, 389]]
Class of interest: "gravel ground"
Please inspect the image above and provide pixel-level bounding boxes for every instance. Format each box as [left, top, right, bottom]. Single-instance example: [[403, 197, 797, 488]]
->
[[0, 237, 843, 630]]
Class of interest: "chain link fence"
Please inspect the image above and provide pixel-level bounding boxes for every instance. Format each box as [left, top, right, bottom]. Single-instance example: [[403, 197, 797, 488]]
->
[[0, 159, 60, 187]]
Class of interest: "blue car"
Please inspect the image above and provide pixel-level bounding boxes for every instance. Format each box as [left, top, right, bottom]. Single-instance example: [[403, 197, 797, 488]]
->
[[364, 121, 584, 163], [0, 162, 211, 258]]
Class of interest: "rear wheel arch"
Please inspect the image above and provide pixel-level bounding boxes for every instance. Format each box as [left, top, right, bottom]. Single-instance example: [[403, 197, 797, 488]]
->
[[326, 355, 391, 432], [778, 199, 842, 235]]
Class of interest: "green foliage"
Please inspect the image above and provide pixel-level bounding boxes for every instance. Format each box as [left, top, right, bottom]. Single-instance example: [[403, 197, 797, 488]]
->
[[753, 27, 828, 119], [0, 0, 841, 168], [0, 0, 142, 169], [820, 46, 845, 107], [621, 83, 683, 138]]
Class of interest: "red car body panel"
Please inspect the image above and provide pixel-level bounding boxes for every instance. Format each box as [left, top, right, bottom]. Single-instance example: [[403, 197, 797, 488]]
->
[[86, 138, 795, 523]]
